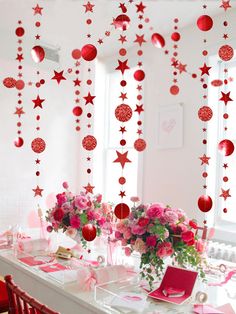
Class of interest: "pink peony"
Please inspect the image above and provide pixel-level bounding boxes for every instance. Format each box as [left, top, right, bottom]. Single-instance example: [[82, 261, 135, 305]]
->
[[131, 224, 146, 235], [124, 247, 132, 256], [146, 203, 164, 219], [146, 235, 157, 247], [116, 222, 126, 233], [62, 181, 69, 189], [74, 195, 88, 209], [134, 238, 147, 254], [56, 193, 67, 207], [181, 230, 195, 246], [53, 208, 64, 222], [70, 215, 81, 229], [163, 209, 178, 224], [156, 242, 174, 258], [138, 217, 149, 227]]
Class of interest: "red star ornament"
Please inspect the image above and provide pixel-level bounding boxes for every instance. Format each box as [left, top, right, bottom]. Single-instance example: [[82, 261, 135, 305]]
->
[[83, 92, 96, 105], [220, 0, 231, 11], [134, 34, 146, 46], [32, 185, 43, 197], [116, 60, 130, 75], [176, 63, 187, 74], [83, 1, 94, 13], [119, 92, 127, 101], [199, 63, 211, 76], [14, 107, 25, 117], [119, 191, 126, 198], [135, 104, 144, 114], [119, 126, 126, 133], [113, 151, 131, 169], [32, 4, 43, 15], [32, 95, 45, 109], [51, 70, 66, 84], [73, 78, 81, 86], [83, 183, 95, 194], [119, 35, 127, 44], [199, 154, 210, 165], [136, 1, 146, 13], [219, 188, 231, 201], [16, 54, 24, 62], [219, 91, 233, 105]]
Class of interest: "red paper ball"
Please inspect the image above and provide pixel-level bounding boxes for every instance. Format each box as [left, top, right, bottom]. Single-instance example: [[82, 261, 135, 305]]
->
[[3, 77, 16, 88], [81, 44, 97, 61], [170, 85, 179, 95], [198, 195, 213, 212], [31, 138, 46, 153], [71, 49, 81, 60], [218, 45, 234, 61], [218, 139, 234, 156], [115, 104, 132, 122], [119, 177, 126, 185], [171, 32, 181, 41], [197, 15, 213, 31], [31, 46, 45, 63], [134, 69, 145, 81], [15, 27, 25, 37], [82, 224, 97, 241], [82, 135, 97, 151], [14, 137, 24, 148], [114, 203, 130, 219], [134, 139, 147, 152], [211, 79, 223, 87], [72, 106, 83, 116], [151, 33, 165, 48], [198, 106, 213, 122], [114, 14, 130, 31], [15, 80, 25, 90]]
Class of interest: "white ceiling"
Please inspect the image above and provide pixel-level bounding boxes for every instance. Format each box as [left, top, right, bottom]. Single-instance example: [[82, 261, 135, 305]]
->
[[0, 0, 233, 60]]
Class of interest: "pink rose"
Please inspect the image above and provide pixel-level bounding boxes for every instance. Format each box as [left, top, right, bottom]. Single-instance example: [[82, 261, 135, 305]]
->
[[134, 238, 147, 254], [123, 228, 132, 240], [146, 235, 156, 247], [56, 193, 67, 207], [98, 217, 106, 227], [96, 194, 102, 203], [124, 247, 132, 256], [171, 223, 188, 234], [115, 231, 122, 240], [102, 203, 112, 214], [131, 224, 146, 235], [70, 215, 81, 229], [62, 181, 69, 189], [121, 239, 127, 246], [181, 230, 195, 246], [156, 242, 174, 258], [116, 222, 126, 233], [146, 204, 164, 219], [74, 195, 88, 209], [138, 217, 149, 227], [163, 209, 178, 224], [53, 208, 64, 222], [163, 230, 169, 239]]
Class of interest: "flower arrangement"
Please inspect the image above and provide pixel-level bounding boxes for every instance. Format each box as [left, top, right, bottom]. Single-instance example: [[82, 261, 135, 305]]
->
[[45, 182, 112, 247], [115, 198, 205, 288]]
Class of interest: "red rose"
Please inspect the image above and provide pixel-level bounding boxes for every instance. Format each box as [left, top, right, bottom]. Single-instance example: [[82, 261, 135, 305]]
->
[[189, 220, 198, 229], [181, 230, 195, 245], [53, 208, 64, 222], [138, 217, 149, 227]]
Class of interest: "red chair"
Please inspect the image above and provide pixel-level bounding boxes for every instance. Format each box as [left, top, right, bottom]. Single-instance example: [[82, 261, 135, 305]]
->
[[0, 280, 9, 313], [4, 275, 60, 314]]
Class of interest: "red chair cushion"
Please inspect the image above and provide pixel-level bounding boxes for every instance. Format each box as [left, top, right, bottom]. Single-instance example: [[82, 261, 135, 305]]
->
[[0, 280, 9, 311]]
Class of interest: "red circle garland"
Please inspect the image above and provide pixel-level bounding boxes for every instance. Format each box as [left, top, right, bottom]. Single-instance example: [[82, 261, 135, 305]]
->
[[31, 138, 46, 153], [134, 138, 147, 152], [81, 44, 97, 61], [115, 104, 132, 122], [82, 135, 97, 151], [218, 44, 234, 61], [198, 106, 213, 122]]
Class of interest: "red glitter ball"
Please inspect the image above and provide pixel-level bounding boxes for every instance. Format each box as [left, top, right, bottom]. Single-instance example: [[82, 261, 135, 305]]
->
[[73, 106, 83, 117], [138, 24, 143, 29], [218, 45, 234, 61], [18, 65, 22, 70], [40, 79, 45, 84], [197, 15, 213, 31], [17, 131, 21, 135], [82, 135, 97, 151], [120, 139, 126, 146], [134, 138, 146, 151], [119, 177, 126, 185], [198, 106, 213, 122], [115, 104, 132, 122], [119, 48, 126, 56], [192, 73, 197, 78], [223, 176, 228, 182], [31, 138, 46, 153], [137, 121, 142, 126], [134, 69, 145, 81], [3, 77, 16, 88], [15, 27, 25, 37], [171, 32, 181, 41], [36, 82, 41, 88], [137, 95, 142, 100], [224, 79, 228, 85], [18, 47, 22, 52], [75, 90, 80, 95], [18, 100, 22, 104], [120, 80, 127, 87], [170, 85, 179, 95], [71, 49, 81, 60], [81, 44, 97, 61]]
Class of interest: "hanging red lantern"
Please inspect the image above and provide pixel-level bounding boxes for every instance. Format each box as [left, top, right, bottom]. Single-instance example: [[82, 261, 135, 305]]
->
[[198, 195, 213, 212], [114, 203, 130, 219], [82, 224, 97, 241]]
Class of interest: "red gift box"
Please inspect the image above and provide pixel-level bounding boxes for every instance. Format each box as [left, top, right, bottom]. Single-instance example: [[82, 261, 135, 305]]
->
[[148, 266, 198, 305]]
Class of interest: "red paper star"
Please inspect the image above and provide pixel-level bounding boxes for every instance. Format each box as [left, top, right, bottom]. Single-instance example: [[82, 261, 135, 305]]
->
[[113, 151, 131, 169], [119, 126, 126, 133], [119, 35, 127, 44], [32, 95, 45, 109], [116, 60, 130, 74], [199, 63, 211, 76], [32, 4, 43, 15], [136, 1, 146, 13], [14, 107, 25, 117], [177, 63, 187, 74], [172, 60, 179, 67], [16, 54, 24, 62], [134, 34, 146, 46], [220, 0, 231, 11], [137, 129, 143, 135], [223, 34, 228, 39], [51, 70, 66, 84], [223, 163, 228, 169], [119, 191, 126, 198], [220, 188, 231, 201], [219, 91, 233, 105], [83, 92, 96, 105], [32, 185, 43, 197], [35, 34, 40, 40], [97, 38, 103, 45], [199, 154, 210, 165], [73, 78, 81, 86], [35, 159, 40, 164], [135, 104, 144, 114], [83, 1, 94, 13], [119, 92, 127, 101], [137, 85, 142, 91], [83, 183, 95, 194]]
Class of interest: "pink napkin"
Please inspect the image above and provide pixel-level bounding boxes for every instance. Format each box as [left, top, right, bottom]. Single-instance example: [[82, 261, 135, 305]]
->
[[39, 263, 67, 273], [194, 304, 223, 314], [18, 256, 46, 266]]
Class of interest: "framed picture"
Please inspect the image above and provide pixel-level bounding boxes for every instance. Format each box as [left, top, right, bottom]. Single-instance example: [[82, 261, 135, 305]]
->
[[157, 104, 183, 149]]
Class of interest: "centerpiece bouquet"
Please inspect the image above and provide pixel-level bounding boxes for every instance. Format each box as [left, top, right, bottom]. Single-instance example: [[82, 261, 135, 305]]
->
[[115, 199, 205, 288], [45, 182, 112, 247]]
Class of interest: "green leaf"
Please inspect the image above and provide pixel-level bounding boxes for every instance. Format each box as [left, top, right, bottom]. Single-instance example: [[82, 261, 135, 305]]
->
[[80, 213, 88, 224]]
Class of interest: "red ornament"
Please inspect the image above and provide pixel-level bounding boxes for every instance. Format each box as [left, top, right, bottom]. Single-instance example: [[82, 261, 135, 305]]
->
[[134, 69, 145, 81], [197, 15, 213, 31], [198, 106, 213, 122], [15, 27, 25, 37], [71, 49, 81, 60], [218, 139, 234, 156], [14, 137, 24, 148], [81, 44, 97, 61], [115, 104, 132, 122], [170, 85, 179, 95], [15, 80, 25, 90], [31, 46, 45, 63], [119, 177, 126, 185], [3, 77, 16, 88], [218, 45, 234, 61], [82, 224, 97, 241], [82, 135, 97, 151], [171, 32, 181, 41], [31, 138, 46, 153], [114, 15, 130, 31], [211, 79, 223, 87], [114, 203, 130, 219], [134, 138, 147, 152], [151, 33, 165, 48], [73, 106, 83, 116], [198, 195, 213, 212]]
